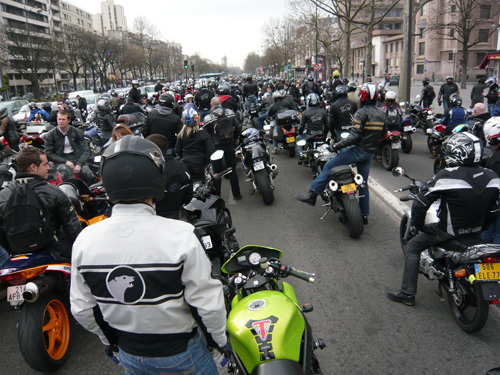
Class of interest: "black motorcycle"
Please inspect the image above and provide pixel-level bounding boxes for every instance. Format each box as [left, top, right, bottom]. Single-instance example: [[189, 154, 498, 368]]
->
[[237, 129, 278, 205], [297, 134, 334, 178], [394, 167, 500, 333], [271, 110, 299, 157]]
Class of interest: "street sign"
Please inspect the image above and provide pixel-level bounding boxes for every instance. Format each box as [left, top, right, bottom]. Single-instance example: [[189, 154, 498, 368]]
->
[[424, 59, 428, 63], [313, 64, 321, 71], [284, 66, 288, 71]]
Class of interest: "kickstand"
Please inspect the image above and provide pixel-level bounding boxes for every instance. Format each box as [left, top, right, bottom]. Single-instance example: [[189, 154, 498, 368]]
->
[[320, 206, 331, 220]]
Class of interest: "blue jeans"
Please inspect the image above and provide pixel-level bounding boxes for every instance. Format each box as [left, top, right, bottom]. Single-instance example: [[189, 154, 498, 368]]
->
[[199, 110, 211, 123], [309, 147, 374, 216], [257, 113, 267, 131], [481, 216, 500, 244], [119, 330, 218, 375], [443, 100, 450, 112], [488, 103, 496, 115], [246, 96, 258, 113], [0, 245, 9, 267]]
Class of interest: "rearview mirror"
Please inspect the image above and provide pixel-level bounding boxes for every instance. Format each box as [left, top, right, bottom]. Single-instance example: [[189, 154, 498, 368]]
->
[[392, 167, 405, 177], [210, 150, 224, 161]]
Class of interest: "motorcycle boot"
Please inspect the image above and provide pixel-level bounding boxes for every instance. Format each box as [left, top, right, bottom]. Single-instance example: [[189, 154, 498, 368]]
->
[[295, 190, 318, 206], [386, 290, 415, 306]]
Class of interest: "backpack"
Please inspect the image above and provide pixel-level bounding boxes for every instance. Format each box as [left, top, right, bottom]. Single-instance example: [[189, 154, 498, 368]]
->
[[3, 180, 52, 254], [214, 108, 234, 144], [385, 106, 402, 128], [425, 86, 436, 100]]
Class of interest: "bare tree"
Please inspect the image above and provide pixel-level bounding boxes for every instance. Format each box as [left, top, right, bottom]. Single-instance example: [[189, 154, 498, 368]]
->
[[262, 17, 299, 74], [59, 25, 86, 90], [427, 0, 500, 89], [244, 52, 262, 74]]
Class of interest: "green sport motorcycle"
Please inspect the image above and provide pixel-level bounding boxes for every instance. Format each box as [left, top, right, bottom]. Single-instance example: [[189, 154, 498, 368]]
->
[[222, 245, 325, 374]]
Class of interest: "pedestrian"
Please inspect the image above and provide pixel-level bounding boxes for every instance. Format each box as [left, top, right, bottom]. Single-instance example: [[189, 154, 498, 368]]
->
[[70, 135, 227, 375], [419, 78, 436, 109], [0, 108, 19, 151], [470, 78, 487, 107], [437, 76, 459, 112], [484, 77, 499, 114]]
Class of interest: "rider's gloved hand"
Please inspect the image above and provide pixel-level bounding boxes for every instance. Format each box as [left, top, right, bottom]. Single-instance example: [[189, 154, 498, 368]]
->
[[330, 143, 339, 153], [105, 344, 120, 365]]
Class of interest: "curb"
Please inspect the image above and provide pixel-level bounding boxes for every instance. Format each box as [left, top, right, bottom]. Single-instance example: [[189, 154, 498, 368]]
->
[[368, 176, 409, 218]]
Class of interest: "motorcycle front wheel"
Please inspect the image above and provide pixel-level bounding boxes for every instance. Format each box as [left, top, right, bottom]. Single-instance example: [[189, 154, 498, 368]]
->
[[255, 170, 274, 205], [427, 134, 436, 154], [288, 146, 296, 158], [434, 156, 446, 174], [18, 292, 72, 372], [381, 144, 399, 170], [340, 194, 363, 239], [401, 133, 413, 154], [446, 279, 489, 333]]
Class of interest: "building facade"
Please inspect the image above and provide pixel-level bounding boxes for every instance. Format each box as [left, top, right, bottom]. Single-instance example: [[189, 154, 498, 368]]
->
[[93, 0, 126, 35]]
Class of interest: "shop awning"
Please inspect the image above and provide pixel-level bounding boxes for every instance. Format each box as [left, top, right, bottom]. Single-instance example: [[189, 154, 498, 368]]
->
[[479, 53, 500, 69]]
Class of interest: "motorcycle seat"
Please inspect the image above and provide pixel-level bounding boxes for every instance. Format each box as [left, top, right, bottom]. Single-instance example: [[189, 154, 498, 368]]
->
[[250, 359, 303, 375]]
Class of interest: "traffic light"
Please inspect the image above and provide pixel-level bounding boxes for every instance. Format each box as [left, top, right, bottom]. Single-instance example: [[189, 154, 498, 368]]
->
[[184, 60, 188, 69], [305, 58, 310, 68]]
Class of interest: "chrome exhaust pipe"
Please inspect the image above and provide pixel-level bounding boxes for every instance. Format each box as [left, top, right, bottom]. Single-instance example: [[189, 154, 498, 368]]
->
[[23, 273, 62, 303], [270, 164, 278, 177]]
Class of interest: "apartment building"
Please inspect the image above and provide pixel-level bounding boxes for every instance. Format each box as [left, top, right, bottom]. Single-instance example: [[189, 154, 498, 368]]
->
[[93, 0, 126, 35]]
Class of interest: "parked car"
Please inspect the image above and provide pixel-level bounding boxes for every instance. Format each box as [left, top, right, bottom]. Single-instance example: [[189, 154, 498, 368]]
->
[[142, 84, 157, 99], [13, 104, 31, 122], [0, 100, 30, 117], [389, 75, 400, 86]]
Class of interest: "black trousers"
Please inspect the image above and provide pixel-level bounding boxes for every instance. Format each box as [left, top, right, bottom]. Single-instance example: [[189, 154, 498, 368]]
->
[[212, 143, 241, 198]]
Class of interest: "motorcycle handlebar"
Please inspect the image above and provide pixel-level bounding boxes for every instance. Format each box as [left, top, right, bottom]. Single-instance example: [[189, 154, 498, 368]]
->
[[394, 185, 412, 193], [400, 197, 412, 202], [213, 168, 232, 179], [280, 265, 315, 283]]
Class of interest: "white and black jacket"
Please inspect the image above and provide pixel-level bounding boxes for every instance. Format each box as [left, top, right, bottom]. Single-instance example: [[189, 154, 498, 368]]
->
[[70, 203, 227, 357]]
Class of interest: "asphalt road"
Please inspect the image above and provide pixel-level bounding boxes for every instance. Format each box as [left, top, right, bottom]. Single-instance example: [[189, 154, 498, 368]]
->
[[2, 141, 499, 375]]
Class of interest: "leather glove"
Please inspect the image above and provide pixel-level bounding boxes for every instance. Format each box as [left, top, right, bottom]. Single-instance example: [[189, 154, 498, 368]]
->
[[330, 143, 339, 153]]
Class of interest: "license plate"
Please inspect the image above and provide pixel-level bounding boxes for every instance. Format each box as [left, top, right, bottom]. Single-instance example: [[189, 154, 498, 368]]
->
[[404, 126, 413, 132], [286, 137, 295, 143], [7, 285, 25, 303], [341, 183, 357, 194], [474, 263, 500, 281], [253, 161, 265, 171], [392, 141, 401, 149], [202, 235, 213, 250]]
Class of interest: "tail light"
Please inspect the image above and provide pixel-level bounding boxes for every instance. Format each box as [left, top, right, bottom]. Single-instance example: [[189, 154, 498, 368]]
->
[[0, 266, 47, 286], [481, 257, 500, 263], [488, 300, 499, 305], [435, 124, 446, 133]]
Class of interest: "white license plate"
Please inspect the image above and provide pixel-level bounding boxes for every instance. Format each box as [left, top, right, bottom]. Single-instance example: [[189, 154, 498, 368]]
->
[[392, 141, 401, 149], [403, 126, 413, 132], [253, 161, 265, 171], [202, 235, 213, 250], [7, 285, 25, 303]]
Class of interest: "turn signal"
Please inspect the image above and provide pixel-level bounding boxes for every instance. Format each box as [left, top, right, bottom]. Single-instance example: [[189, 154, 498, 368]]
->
[[454, 269, 467, 278], [0, 266, 47, 286], [481, 257, 500, 263]]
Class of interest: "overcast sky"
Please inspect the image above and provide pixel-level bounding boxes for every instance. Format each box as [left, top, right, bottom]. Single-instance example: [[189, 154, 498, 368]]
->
[[68, 0, 289, 69]]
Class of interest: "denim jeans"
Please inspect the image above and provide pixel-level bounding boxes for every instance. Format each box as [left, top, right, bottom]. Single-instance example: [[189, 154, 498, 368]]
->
[[488, 103, 496, 115], [0, 245, 9, 267], [443, 100, 450, 112], [309, 147, 374, 216], [422, 100, 432, 109], [246, 96, 258, 113], [257, 113, 267, 131], [199, 110, 211, 123], [481, 216, 500, 244], [119, 330, 218, 375]]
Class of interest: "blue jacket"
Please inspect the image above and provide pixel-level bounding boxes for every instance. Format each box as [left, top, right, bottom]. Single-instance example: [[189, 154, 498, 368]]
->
[[28, 109, 50, 122], [440, 107, 466, 135]]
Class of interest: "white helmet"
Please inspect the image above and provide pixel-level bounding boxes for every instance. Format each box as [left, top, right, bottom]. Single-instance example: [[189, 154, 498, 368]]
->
[[386, 91, 397, 101], [484, 117, 500, 145]]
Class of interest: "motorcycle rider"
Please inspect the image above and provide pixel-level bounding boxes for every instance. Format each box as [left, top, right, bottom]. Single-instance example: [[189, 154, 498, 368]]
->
[[419, 78, 436, 109], [381, 91, 403, 132], [387, 132, 500, 306], [242, 75, 259, 114], [439, 94, 466, 135], [330, 85, 358, 141], [257, 90, 274, 131], [288, 79, 301, 104], [296, 83, 386, 225], [70, 135, 227, 375], [203, 97, 242, 200], [303, 74, 321, 100], [268, 89, 298, 153], [0, 108, 20, 151], [142, 93, 182, 156], [76, 95, 88, 121], [175, 108, 214, 180], [44, 110, 94, 185], [467, 103, 490, 145], [484, 77, 499, 114], [154, 80, 164, 93], [347, 82, 360, 107], [482, 117, 500, 243], [329, 70, 343, 103], [217, 82, 240, 114], [0, 147, 81, 258], [96, 97, 116, 145], [128, 80, 141, 104], [28, 102, 50, 122], [438, 76, 459, 112], [297, 93, 329, 156], [48, 99, 76, 124], [120, 96, 143, 115], [194, 80, 215, 122]]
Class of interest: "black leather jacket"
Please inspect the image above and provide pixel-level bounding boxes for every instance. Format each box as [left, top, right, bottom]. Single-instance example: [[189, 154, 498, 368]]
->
[[44, 126, 91, 166], [129, 87, 141, 103], [299, 106, 328, 135], [194, 89, 215, 111], [330, 97, 358, 132], [438, 82, 459, 102], [174, 129, 215, 166], [335, 102, 386, 154], [203, 106, 242, 145], [96, 111, 116, 133], [0, 116, 20, 151], [0, 173, 81, 253], [142, 107, 182, 149], [268, 96, 297, 118], [243, 81, 259, 98]]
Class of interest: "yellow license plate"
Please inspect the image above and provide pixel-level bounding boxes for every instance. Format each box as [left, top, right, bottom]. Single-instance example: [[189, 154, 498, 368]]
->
[[341, 183, 357, 194], [474, 263, 500, 281], [286, 137, 295, 143]]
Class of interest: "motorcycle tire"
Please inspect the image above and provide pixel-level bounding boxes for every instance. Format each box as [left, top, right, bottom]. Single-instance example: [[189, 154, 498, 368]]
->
[[288, 147, 296, 158], [255, 170, 274, 205], [434, 156, 446, 174], [401, 133, 413, 154], [446, 279, 489, 333], [427, 134, 435, 154], [18, 292, 72, 372], [381, 143, 399, 171], [340, 194, 363, 239], [251, 116, 259, 129]]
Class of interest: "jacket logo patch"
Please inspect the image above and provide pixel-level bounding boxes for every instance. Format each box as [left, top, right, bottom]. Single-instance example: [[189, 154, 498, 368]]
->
[[106, 266, 145, 304]]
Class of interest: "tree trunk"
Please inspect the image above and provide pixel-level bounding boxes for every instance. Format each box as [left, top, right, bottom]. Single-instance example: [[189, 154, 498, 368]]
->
[[73, 73, 78, 91], [345, 32, 351, 80], [32, 79, 41, 101], [365, 23, 374, 77]]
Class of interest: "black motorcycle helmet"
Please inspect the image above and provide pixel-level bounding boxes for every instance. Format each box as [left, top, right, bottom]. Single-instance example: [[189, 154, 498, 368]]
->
[[449, 94, 462, 107], [347, 82, 357, 93], [422, 77, 430, 86], [218, 82, 231, 95], [0, 108, 7, 119], [306, 93, 320, 107], [42, 102, 52, 113], [443, 132, 482, 167], [158, 93, 174, 108], [335, 85, 348, 96], [100, 135, 166, 204]]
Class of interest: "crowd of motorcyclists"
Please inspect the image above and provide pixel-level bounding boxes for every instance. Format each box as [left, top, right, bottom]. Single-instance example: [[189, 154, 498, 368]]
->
[[4, 68, 500, 374]]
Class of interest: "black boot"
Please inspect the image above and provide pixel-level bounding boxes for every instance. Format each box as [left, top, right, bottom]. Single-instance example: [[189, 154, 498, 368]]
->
[[295, 190, 318, 206]]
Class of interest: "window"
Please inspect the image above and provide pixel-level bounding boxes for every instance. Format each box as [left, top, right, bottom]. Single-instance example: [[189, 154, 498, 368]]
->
[[416, 64, 424, 74], [418, 42, 425, 56], [390, 43, 393, 53], [394, 23, 402, 30], [385, 45, 388, 54], [386, 59, 390, 68], [480, 5, 491, 19], [451, 5, 457, 12], [421, 4, 427, 16], [478, 29, 489, 43], [420, 28, 426, 38], [396, 42, 399, 52], [476, 52, 487, 66], [450, 29, 455, 38], [395, 58, 399, 68]]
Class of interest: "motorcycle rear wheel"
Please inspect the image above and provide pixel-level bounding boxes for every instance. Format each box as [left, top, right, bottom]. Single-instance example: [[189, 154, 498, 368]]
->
[[401, 133, 412, 154], [340, 194, 364, 239], [18, 292, 72, 372], [288, 146, 296, 158], [381, 144, 399, 170], [446, 279, 489, 333], [255, 170, 274, 205]]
